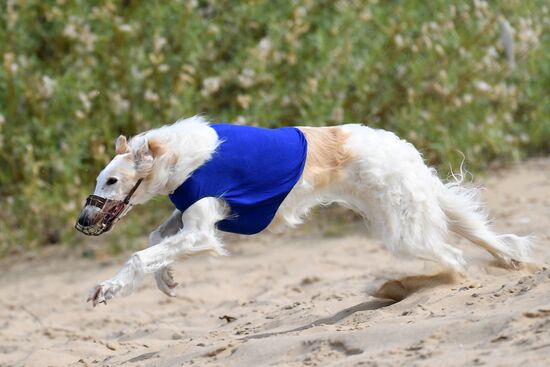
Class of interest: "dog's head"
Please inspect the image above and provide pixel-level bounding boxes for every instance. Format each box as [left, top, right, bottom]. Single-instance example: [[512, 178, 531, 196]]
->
[[76, 135, 156, 236]]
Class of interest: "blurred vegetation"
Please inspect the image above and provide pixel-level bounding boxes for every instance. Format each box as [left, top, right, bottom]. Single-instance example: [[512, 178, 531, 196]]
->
[[1, 0, 549, 255]]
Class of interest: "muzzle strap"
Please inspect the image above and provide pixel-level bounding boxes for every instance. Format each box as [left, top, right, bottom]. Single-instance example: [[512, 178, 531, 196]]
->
[[124, 178, 144, 204]]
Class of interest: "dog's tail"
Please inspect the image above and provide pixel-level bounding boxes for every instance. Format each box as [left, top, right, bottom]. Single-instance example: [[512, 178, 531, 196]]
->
[[438, 168, 532, 267]]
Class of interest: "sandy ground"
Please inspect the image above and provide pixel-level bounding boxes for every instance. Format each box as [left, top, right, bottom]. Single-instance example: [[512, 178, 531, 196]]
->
[[1, 158, 550, 367]]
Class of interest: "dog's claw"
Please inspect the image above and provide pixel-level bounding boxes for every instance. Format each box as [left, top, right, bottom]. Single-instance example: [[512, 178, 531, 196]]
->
[[87, 285, 101, 306], [164, 268, 178, 288], [87, 282, 119, 307], [155, 266, 178, 297]]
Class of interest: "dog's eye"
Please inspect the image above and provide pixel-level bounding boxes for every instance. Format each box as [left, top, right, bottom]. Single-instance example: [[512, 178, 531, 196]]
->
[[106, 177, 118, 186]]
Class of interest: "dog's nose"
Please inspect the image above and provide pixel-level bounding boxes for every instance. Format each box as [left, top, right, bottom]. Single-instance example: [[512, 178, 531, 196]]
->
[[77, 213, 92, 227], [77, 205, 100, 227]]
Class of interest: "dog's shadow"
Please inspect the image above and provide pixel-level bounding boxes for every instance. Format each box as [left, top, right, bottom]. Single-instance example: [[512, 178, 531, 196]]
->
[[244, 271, 457, 340], [243, 298, 394, 340]]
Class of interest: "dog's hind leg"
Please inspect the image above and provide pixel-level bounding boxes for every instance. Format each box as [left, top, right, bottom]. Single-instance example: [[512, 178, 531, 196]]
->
[[439, 182, 532, 268], [348, 188, 467, 272], [148, 209, 183, 296]]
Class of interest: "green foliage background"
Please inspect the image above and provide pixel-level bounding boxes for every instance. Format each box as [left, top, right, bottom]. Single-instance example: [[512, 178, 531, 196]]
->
[[1, 0, 549, 255]]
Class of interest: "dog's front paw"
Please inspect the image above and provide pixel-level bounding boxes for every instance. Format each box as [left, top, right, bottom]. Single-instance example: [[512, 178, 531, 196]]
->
[[155, 266, 178, 297], [87, 281, 122, 307]]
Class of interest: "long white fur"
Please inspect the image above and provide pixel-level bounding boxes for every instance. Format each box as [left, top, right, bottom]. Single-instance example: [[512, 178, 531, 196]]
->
[[87, 116, 532, 305]]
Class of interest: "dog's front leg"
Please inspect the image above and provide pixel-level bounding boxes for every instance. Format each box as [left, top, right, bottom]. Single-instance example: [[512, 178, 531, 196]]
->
[[88, 198, 227, 306], [148, 209, 184, 297], [87, 230, 225, 306]]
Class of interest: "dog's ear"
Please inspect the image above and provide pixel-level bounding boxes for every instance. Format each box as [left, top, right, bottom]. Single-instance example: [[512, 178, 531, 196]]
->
[[115, 135, 129, 154], [132, 137, 154, 176], [133, 137, 153, 162]]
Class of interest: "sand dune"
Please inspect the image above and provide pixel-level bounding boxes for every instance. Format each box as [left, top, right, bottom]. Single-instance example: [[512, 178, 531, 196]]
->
[[1, 158, 549, 367]]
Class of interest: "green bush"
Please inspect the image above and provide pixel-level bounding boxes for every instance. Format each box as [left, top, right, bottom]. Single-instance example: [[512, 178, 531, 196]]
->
[[1, 0, 549, 254]]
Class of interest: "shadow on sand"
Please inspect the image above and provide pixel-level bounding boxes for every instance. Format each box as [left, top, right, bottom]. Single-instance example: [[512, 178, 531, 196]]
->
[[243, 299, 395, 340], [244, 271, 459, 340]]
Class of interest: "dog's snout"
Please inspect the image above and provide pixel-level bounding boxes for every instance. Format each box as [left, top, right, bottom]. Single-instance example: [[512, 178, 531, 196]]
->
[[77, 205, 101, 227]]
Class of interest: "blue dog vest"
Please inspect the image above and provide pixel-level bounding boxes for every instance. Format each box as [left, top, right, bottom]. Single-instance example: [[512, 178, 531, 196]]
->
[[169, 124, 308, 234]]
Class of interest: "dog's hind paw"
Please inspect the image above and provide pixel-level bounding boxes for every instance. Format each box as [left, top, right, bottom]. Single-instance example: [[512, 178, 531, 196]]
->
[[155, 266, 178, 297]]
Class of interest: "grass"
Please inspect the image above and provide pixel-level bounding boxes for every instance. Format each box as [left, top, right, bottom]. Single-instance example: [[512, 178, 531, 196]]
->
[[1, 0, 549, 255]]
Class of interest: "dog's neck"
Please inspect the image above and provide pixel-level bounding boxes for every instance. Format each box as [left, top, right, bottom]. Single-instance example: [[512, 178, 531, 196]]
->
[[133, 116, 219, 204]]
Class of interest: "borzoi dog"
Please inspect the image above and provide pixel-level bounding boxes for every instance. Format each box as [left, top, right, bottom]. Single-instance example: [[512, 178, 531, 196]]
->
[[76, 116, 531, 306]]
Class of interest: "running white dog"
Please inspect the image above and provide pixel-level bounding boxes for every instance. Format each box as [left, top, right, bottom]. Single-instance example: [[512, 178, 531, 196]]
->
[[76, 116, 531, 306]]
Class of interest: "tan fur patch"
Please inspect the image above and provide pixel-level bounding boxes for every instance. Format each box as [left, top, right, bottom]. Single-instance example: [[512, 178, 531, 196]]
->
[[143, 139, 178, 186], [148, 138, 166, 158], [298, 126, 353, 188]]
